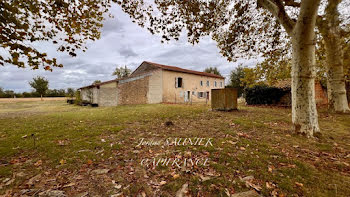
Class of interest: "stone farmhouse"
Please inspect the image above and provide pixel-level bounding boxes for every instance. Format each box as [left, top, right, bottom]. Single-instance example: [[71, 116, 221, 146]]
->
[[79, 61, 225, 106]]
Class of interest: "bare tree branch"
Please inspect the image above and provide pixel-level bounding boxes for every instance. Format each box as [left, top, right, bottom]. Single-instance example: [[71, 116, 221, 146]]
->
[[257, 0, 296, 35], [283, 0, 301, 7]]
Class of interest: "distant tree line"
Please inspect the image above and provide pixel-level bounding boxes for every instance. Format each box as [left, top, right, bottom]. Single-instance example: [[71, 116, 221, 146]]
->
[[0, 76, 75, 98], [0, 87, 75, 98]]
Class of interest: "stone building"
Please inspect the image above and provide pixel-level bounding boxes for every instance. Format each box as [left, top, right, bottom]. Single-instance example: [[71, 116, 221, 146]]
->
[[274, 79, 328, 106], [79, 79, 118, 106], [79, 61, 225, 106]]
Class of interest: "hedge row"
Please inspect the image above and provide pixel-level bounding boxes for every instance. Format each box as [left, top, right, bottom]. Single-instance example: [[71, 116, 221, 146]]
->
[[244, 85, 291, 105]]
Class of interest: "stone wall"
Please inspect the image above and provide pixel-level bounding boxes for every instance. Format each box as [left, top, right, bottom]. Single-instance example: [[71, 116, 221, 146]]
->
[[117, 74, 150, 105], [80, 88, 95, 103], [92, 87, 99, 104], [130, 62, 158, 77], [80, 89, 90, 102]]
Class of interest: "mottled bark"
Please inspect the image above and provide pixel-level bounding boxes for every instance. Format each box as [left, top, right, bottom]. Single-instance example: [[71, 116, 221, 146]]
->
[[321, 0, 350, 113], [258, 0, 321, 137], [290, 0, 321, 137]]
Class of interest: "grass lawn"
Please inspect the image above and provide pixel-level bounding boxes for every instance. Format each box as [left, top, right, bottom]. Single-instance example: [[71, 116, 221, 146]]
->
[[0, 101, 349, 196]]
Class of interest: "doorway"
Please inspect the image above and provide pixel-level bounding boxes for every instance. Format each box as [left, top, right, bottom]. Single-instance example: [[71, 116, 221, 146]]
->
[[184, 91, 191, 103]]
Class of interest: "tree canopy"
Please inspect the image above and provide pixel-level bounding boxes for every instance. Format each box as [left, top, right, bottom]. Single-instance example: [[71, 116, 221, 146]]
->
[[112, 65, 131, 79], [93, 80, 102, 85], [1, 0, 114, 70], [29, 76, 49, 98], [203, 67, 222, 76]]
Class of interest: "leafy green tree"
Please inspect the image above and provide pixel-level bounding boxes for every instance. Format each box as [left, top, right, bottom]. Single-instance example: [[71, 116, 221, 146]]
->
[[93, 80, 102, 85], [203, 67, 222, 76], [29, 76, 49, 100], [1, 0, 114, 70], [66, 88, 75, 98], [255, 58, 292, 86], [229, 65, 245, 97], [112, 65, 131, 79], [240, 67, 264, 88]]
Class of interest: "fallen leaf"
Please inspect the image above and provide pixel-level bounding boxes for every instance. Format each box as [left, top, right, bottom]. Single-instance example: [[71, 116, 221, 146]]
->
[[5, 178, 15, 186], [87, 159, 93, 165], [159, 181, 167, 185], [63, 182, 75, 188], [175, 183, 188, 197], [295, 182, 303, 187], [173, 174, 180, 179], [199, 175, 211, 182], [241, 176, 254, 181], [224, 188, 231, 196], [228, 140, 237, 145], [91, 169, 110, 175], [184, 151, 192, 157], [266, 182, 275, 189], [26, 174, 41, 185], [59, 159, 66, 165], [34, 160, 42, 166]]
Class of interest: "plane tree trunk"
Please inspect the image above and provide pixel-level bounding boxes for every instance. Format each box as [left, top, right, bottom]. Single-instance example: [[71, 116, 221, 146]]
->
[[320, 0, 350, 113], [258, 0, 321, 137]]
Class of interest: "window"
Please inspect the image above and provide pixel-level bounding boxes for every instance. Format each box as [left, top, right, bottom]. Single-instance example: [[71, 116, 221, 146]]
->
[[192, 91, 196, 95], [175, 77, 183, 88], [198, 92, 204, 98], [214, 81, 217, 87], [220, 82, 223, 87], [200, 81, 203, 86], [206, 81, 210, 87]]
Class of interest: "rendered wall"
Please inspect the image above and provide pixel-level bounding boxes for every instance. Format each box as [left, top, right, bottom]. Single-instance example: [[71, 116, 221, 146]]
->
[[162, 70, 225, 103], [98, 82, 118, 106], [147, 69, 163, 104]]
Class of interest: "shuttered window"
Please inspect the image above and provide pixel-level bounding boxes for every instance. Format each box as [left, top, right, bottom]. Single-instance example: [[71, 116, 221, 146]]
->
[[175, 77, 183, 88]]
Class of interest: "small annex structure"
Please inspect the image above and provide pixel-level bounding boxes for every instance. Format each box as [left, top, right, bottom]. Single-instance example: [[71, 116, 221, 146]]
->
[[273, 79, 328, 106], [79, 61, 225, 106]]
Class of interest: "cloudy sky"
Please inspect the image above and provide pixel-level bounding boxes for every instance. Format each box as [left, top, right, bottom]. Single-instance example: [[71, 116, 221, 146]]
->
[[0, 4, 259, 93]]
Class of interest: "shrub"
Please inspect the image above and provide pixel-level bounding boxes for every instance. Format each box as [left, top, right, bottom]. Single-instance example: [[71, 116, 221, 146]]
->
[[74, 91, 82, 105], [244, 85, 290, 105]]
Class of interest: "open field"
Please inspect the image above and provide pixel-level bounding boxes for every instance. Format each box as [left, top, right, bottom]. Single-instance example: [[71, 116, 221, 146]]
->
[[0, 101, 349, 196], [0, 97, 68, 103]]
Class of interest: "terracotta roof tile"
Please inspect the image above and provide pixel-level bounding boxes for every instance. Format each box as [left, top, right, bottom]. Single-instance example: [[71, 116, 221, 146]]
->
[[79, 61, 224, 90], [144, 61, 225, 79]]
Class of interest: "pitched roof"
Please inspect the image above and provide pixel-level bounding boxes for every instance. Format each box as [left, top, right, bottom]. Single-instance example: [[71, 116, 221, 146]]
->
[[79, 79, 118, 89], [144, 61, 225, 79], [79, 61, 224, 90], [272, 79, 291, 88]]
